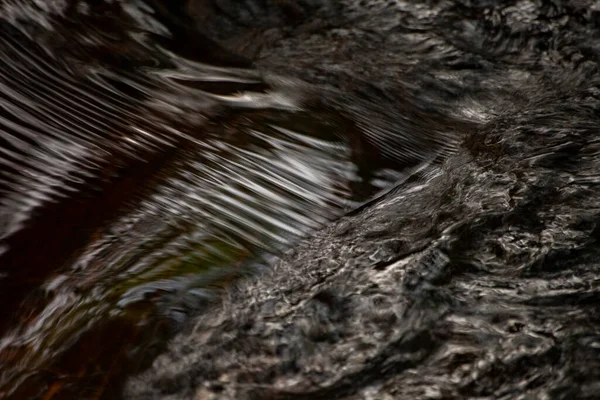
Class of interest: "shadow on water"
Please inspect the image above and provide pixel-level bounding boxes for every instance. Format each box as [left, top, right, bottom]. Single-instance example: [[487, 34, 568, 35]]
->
[[0, 1, 461, 398]]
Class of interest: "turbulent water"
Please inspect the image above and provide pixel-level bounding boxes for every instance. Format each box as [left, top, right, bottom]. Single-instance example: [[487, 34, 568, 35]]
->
[[1, 1, 600, 399]]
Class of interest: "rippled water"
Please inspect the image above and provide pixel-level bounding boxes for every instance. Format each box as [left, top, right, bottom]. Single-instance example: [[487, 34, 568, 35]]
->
[[0, 2, 457, 398], [4, 1, 600, 400]]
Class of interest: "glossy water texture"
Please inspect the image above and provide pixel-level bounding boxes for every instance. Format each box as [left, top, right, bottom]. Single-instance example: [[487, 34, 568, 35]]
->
[[123, 0, 600, 399], [0, 1, 457, 398], [3, 1, 600, 400]]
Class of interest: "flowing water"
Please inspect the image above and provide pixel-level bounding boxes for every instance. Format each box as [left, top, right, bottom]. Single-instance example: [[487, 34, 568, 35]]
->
[[2, 1, 600, 400], [0, 2, 457, 398]]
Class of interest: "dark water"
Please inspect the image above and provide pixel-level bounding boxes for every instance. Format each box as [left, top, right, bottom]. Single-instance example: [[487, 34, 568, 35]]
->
[[0, 1, 457, 398], [2, 1, 600, 400]]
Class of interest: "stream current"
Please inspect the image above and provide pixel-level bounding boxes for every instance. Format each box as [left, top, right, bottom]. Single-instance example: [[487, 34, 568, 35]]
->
[[1, 1, 599, 399]]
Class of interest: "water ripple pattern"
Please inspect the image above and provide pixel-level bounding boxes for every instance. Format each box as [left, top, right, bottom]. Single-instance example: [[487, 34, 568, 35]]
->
[[0, 1, 457, 398]]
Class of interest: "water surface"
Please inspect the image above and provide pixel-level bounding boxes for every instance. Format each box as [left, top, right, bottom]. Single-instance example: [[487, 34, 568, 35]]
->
[[0, 2, 454, 398]]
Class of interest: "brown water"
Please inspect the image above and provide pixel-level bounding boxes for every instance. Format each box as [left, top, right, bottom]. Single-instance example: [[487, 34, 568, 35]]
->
[[0, 2, 451, 398]]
